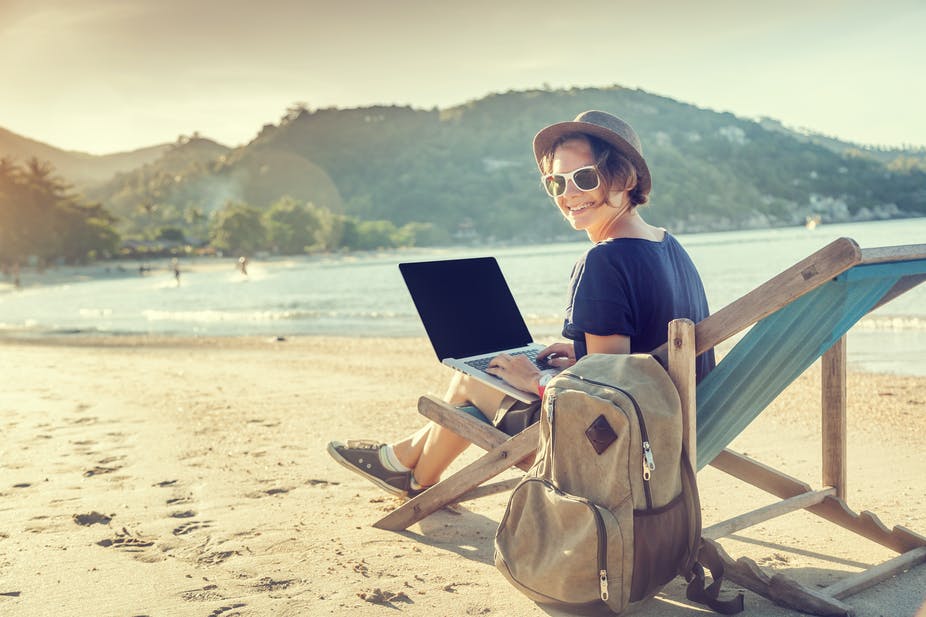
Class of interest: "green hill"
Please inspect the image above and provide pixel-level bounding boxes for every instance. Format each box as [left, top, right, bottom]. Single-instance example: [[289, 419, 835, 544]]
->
[[14, 86, 926, 243], [0, 126, 172, 187]]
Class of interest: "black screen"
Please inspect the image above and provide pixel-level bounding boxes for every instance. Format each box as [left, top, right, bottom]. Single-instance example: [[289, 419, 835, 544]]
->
[[399, 257, 534, 361]]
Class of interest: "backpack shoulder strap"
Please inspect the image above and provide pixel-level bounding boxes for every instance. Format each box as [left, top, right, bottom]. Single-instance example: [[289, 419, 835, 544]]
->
[[685, 539, 745, 615], [679, 448, 745, 615]]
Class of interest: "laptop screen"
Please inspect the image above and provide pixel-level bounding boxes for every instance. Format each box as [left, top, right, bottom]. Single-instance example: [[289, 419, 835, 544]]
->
[[399, 257, 534, 361]]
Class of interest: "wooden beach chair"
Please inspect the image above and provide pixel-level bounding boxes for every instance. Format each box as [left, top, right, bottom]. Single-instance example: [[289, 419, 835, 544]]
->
[[373, 237, 926, 616]]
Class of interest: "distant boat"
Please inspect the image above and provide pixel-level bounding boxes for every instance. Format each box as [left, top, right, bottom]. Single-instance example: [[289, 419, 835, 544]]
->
[[805, 215, 822, 230]]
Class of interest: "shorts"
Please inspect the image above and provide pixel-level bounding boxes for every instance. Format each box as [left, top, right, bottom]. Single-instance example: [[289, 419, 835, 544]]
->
[[457, 396, 542, 437]]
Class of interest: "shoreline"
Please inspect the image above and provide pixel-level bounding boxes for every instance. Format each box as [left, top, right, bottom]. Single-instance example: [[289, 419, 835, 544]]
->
[[2, 215, 924, 293], [2, 331, 925, 379], [0, 335, 923, 616]]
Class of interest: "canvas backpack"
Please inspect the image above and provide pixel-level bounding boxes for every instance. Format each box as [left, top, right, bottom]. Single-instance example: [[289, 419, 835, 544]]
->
[[494, 353, 744, 615]]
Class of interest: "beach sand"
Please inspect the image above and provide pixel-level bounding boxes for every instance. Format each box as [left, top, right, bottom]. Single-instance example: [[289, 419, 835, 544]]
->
[[0, 335, 923, 616]]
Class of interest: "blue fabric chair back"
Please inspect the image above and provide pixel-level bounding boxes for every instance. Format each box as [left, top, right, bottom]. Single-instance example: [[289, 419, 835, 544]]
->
[[696, 258, 926, 470]]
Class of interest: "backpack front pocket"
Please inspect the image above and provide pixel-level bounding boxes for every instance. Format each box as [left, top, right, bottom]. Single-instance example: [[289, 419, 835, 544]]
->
[[495, 477, 632, 612]]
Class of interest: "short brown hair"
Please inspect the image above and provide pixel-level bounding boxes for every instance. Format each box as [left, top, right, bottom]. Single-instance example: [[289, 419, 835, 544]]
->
[[539, 133, 648, 207]]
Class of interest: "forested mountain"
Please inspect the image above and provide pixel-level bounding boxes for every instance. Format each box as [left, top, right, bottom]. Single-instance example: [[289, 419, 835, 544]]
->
[[0, 126, 172, 187], [6, 85, 926, 252], [84, 135, 232, 239], [83, 87, 926, 243]]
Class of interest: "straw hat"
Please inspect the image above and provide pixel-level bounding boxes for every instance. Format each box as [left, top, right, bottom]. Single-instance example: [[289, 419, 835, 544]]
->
[[532, 110, 651, 196]]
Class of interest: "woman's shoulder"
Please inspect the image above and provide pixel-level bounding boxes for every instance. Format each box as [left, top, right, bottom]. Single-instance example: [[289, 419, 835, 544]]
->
[[592, 232, 672, 256]]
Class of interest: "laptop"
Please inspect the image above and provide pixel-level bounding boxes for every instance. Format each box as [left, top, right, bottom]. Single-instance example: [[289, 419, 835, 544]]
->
[[399, 257, 556, 403]]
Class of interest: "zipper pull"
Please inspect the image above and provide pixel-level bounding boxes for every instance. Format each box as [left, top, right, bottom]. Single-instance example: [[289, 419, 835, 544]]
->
[[599, 569, 609, 601], [546, 394, 555, 424], [642, 441, 655, 481]]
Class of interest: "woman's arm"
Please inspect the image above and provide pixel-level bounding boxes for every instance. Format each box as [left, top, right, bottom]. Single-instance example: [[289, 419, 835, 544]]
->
[[585, 332, 631, 355], [488, 334, 630, 394]]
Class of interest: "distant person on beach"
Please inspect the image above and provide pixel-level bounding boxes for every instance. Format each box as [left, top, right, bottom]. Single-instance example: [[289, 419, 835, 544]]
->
[[171, 258, 181, 286], [328, 110, 714, 497], [238, 256, 249, 276]]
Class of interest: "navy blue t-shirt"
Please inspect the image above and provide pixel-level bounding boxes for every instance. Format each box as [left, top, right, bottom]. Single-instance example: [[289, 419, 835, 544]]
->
[[563, 233, 715, 383]]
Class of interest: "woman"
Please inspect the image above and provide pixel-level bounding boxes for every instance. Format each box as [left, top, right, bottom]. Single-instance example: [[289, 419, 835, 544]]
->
[[328, 110, 713, 497]]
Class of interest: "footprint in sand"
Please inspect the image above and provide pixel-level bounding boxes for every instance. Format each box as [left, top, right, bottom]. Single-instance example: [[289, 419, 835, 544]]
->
[[172, 520, 213, 536], [245, 486, 292, 498], [97, 528, 154, 551], [166, 496, 192, 506], [97, 536, 154, 550], [252, 577, 296, 593], [83, 456, 126, 477], [197, 550, 239, 566], [154, 480, 178, 487], [169, 510, 196, 519], [180, 584, 225, 602], [207, 603, 246, 617], [66, 416, 98, 425], [83, 465, 121, 477], [73, 511, 113, 526], [306, 479, 339, 487]]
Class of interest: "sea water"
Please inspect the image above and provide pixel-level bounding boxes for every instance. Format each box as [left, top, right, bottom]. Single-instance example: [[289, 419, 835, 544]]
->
[[1, 219, 924, 375]]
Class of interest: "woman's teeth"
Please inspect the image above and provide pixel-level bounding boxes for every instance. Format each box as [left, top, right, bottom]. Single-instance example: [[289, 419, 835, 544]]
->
[[569, 203, 594, 213]]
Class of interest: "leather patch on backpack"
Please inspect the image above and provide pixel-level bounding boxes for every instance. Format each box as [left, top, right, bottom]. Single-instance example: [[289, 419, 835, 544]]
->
[[585, 414, 618, 455]]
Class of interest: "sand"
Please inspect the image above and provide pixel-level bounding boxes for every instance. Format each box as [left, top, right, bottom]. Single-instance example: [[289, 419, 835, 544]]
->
[[0, 335, 923, 617]]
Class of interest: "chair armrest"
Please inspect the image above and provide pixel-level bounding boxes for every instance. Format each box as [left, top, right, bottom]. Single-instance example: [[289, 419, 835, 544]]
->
[[418, 395, 511, 452]]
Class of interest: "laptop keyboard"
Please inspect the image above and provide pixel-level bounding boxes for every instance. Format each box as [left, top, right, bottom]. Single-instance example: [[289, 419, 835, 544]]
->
[[464, 348, 546, 371]]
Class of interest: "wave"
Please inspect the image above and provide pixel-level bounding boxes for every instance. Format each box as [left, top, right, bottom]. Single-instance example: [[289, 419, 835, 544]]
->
[[855, 315, 926, 332], [141, 308, 415, 323]]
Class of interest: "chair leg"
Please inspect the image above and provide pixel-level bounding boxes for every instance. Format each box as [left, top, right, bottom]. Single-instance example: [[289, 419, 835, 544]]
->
[[708, 448, 926, 614], [373, 424, 539, 531], [708, 539, 854, 616], [822, 336, 847, 499], [668, 318, 697, 472]]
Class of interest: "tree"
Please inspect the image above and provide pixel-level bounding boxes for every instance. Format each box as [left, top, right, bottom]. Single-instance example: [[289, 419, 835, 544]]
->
[[209, 201, 267, 255], [263, 196, 321, 254], [0, 158, 120, 266], [157, 227, 186, 243]]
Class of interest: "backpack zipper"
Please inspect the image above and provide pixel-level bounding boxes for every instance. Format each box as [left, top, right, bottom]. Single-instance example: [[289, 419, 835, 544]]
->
[[542, 479, 610, 602], [557, 373, 654, 509]]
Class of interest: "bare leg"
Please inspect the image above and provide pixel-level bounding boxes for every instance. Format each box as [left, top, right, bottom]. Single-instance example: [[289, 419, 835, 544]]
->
[[392, 373, 508, 486]]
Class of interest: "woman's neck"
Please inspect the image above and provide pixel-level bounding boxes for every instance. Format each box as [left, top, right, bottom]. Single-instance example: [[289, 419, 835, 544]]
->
[[588, 208, 663, 243]]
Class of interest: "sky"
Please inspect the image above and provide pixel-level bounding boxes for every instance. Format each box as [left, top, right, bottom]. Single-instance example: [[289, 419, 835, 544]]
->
[[2, 0, 925, 154]]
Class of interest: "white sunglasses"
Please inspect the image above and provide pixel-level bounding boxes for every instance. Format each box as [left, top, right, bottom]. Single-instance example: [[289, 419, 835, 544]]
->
[[542, 165, 601, 197]]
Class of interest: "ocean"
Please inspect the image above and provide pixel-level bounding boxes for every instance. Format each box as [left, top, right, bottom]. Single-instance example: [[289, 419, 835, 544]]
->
[[2, 219, 924, 375]]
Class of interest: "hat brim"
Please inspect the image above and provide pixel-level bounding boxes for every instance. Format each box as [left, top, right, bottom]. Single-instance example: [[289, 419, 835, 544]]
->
[[533, 121, 652, 196]]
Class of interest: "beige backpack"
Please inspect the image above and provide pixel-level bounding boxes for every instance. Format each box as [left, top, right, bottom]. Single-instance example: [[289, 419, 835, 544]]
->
[[494, 354, 743, 614]]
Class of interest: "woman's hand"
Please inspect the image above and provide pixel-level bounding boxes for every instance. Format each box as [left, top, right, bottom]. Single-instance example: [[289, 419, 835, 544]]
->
[[538, 342, 577, 370], [486, 353, 543, 394]]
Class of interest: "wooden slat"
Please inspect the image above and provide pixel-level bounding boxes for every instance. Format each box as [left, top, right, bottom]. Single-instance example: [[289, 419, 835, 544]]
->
[[859, 243, 926, 264], [710, 450, 926, 554], [373, 423, 540, 531], [418, 396, 507, 451], [418, 396, 534, 471], [821, 337, 847, 499], [806, 497, 926, 554], [710, 449, 813, 499], [652, 237, 862, 358], [667, 319, 697, 472], [823, 547, 926, 600], [703, 488, 836, 540], [455, 477, 522, 503], [706, 539, 854, 616]]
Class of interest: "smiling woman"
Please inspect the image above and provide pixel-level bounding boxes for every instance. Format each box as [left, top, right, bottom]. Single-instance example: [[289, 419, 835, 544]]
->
[[327, 110, 715, 499]]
